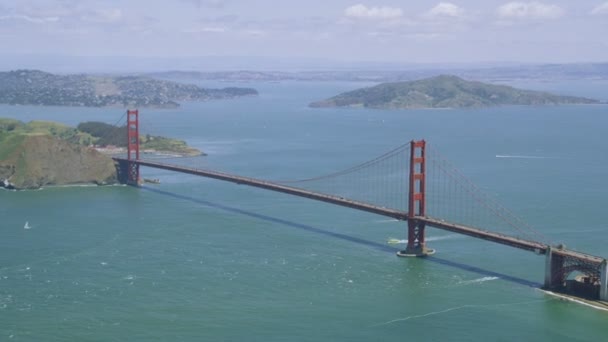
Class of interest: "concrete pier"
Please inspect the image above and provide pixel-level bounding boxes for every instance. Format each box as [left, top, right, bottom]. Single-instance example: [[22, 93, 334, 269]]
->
[[600, 260, 608, 301], [396, 245, 435, 257], [544, 246, 565, 289], [544, 246, 553, 289]]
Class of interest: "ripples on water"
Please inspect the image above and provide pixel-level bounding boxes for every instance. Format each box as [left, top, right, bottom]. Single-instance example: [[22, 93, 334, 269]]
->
[[1, 80, 608, 340]]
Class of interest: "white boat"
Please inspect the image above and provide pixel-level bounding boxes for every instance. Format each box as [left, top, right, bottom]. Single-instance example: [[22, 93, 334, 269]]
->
[[24, 221, 31, 229]]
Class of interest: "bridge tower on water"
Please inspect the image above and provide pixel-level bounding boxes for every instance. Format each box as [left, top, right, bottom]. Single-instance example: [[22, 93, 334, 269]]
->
[[398, 140, 434, 257], [116, 109, 140, 186], [126, 109, 140, 185]]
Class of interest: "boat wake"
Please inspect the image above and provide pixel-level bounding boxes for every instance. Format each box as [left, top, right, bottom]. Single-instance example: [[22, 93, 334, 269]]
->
[[458, 276, 499, 285], [376, 219, 399, 223], [387, 235, 460, 244], [427, 235, 460, 242], [371, 298, 552, 327], [495, 155, 553, 159]]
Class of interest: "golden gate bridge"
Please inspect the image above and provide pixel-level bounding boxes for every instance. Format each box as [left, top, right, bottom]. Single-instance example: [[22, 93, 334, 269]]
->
[[113, 109, 607, 302]]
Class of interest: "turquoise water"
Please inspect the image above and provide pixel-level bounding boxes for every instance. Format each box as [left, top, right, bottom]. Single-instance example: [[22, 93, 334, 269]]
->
[[1, 81, 608, 340]]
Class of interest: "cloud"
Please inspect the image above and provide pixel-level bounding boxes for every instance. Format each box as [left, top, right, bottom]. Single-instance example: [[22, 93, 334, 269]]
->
[[243, 29, 265, 37], [183, 26, 227, 33], [82, 9, 123, 23], [181, 0, 227, 8], [340, 3, 474, 39], [0, 14, 59, 24], [344, 4, 403, 20], [497, 2, 565, 20], [591, 2, 608, 15], [0, 3, 125, 26], [426, 2, 466, 18]]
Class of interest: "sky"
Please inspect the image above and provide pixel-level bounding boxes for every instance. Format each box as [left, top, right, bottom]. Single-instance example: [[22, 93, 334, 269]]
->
[[0, 0, 607, 70]]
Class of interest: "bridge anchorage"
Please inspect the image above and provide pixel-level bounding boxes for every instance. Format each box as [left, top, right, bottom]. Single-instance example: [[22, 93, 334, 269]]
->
[[544, 246, 608, 301], [112, 109, 608, 303]]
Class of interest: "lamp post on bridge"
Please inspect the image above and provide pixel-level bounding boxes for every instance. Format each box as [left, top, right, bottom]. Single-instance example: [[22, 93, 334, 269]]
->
[[398, 140, 435, 257]]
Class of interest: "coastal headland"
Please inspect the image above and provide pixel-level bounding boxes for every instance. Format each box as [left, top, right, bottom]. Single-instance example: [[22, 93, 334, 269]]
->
[[0, 118, 202, 190]]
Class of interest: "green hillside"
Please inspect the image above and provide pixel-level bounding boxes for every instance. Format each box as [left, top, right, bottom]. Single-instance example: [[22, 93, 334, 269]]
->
[[0, 118, 203, 189], [0, 119, 116, 189], [309, 75, 601, 109], [0, 119, 96, 145], [0, 119, 201, 156], [77, 121, 203, 156]]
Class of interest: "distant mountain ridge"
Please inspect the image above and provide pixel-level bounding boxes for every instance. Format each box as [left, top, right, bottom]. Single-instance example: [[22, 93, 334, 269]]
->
[[147, 63, 608, 83], [0, 69, 258, 108], [309, 75, 601, 109]]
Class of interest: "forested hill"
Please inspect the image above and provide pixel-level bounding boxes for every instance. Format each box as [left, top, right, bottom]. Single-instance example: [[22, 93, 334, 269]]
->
[[310, 75, 600, 109], [77, 121, 202, 156], [0, 70, 258, 108]]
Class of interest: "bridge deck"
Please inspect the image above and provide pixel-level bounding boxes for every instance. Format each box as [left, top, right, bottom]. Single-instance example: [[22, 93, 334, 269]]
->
[[419, 217, 549, 254], [114, 158, 604, 265], [118, 158, 408, 220]]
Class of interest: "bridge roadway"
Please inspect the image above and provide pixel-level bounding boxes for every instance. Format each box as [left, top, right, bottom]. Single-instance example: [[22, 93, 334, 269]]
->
[[115, 158, 604, 266]]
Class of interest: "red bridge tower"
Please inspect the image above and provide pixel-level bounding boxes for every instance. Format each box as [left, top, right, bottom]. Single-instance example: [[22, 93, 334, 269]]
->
[[126, 109, 140, 185], [398, 140, 434, 257]]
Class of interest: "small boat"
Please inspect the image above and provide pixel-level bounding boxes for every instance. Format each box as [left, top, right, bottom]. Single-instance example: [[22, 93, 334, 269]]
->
[[143, 178, 161, 184], [387, 238, 403, 245], [24, 221, 31, 229]]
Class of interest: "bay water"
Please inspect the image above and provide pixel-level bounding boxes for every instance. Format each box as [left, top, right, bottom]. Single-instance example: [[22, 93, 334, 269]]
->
[[1, 80, 607, 340]]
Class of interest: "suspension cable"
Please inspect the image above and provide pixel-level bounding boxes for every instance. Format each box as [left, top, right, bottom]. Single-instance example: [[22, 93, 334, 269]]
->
[[94, 111, 128, 147], [274, 142, 411, 183], [427, 144, 551, 244]]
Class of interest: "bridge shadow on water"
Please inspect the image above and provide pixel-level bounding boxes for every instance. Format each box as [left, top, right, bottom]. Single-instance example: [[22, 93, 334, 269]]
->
[[142, 187, 541, 288]]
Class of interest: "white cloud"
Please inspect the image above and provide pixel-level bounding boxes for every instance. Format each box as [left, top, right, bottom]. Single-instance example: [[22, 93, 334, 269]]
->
[[202, 27, 226, 33], [591, 2, 608, 15], [183, 26, 226, 33], [426, 2, 466, 18], [497, 2, 565, 20], [82, 9, 123, 23], [181, 0, 227, 8], [0, 5, 124, 25], [0, 14, 59, 24], [344, 4, 403, 20], [243, 29, 265, 36]]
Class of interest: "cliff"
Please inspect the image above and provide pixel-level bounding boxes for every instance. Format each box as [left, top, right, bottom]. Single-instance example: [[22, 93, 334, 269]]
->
[[0, 134, 116, 190]]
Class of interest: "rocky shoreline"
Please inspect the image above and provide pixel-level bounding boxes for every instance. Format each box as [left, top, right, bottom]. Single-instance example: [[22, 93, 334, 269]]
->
[[1, 178, 15, 190]]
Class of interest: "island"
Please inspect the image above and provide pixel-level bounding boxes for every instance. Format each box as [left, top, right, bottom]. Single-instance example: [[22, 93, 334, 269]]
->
[[0, 69, 258, 108], [0, 118, 202, 189], [309, 75, 601, 109]]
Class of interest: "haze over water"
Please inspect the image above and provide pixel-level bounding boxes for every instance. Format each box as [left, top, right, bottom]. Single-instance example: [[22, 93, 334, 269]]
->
[[1, 80, 608, 341]]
